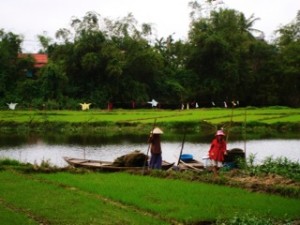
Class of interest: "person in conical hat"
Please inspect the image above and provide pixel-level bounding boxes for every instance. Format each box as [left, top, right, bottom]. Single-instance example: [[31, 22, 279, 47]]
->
[[148, 127, 163, 169], [208, 129, 227, 177]]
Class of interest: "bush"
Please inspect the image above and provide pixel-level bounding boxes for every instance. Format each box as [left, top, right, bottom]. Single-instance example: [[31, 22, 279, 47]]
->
[[244, 155, 300, 181], [217, 213, 292, 225]]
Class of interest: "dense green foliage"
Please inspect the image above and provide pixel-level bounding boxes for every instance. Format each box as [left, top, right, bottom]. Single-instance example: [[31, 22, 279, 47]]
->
[[0, 3, 299, 109]]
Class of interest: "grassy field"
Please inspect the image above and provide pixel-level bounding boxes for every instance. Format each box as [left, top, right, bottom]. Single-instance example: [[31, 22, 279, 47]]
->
[[0, 166, 299, 225], [0, 107, 299, 124], [0, 107, 299, 140]]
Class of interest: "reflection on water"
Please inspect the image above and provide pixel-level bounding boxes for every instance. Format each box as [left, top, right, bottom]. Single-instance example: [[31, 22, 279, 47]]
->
[[0, 136, 299, 167], [0, 133, 154, 147]]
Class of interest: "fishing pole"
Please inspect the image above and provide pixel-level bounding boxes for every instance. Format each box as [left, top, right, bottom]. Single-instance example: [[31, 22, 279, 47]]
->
[[226, 105, 235, 143], [243, 109, 247, 157]]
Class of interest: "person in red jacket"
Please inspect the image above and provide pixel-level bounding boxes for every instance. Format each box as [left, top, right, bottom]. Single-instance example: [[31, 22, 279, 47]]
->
[[208, 130, 227, 177]]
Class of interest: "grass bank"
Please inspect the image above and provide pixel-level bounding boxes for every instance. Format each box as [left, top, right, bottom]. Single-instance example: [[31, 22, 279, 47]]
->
[[0, 107, 299, 140], [0, 159, 300, 225]]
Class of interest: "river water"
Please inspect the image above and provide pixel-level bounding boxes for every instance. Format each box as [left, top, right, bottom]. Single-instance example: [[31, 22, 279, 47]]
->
[[0, 139, 299, 167]]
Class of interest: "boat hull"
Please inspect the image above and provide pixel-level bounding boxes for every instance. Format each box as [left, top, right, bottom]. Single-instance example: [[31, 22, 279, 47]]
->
[[63, 157, 174, 172], [177, 159, 204, 171]]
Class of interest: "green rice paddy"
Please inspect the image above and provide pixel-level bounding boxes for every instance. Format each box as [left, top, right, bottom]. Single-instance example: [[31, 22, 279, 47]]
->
[[0, 107, 299, 124], [0, 168, 299, 225]]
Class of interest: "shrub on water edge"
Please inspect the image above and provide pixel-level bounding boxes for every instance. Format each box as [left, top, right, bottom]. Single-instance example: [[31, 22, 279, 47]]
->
[[0, 158, 66, 173], [0, 158, 23, 166], [0, 158, 31, 172], [245, 155, 300, 181]]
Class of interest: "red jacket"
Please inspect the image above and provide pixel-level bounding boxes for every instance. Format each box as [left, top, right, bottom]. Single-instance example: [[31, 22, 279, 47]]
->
[[208, 138, 227, 162]]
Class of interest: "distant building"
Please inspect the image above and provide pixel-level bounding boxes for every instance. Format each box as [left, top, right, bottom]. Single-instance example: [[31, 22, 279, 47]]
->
[[32, 54, 48, 68], [18, 53, 48, 77], [19, 53, 48, 68]]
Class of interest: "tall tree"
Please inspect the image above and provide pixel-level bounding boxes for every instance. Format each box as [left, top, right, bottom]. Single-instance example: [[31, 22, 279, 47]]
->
[[246, 40, 280, 106], [37, 31, 52, 53], [0, 29, 23, 101], [39, 62, 68, 101], [186, 8, 261, 105], [276, 11, 300, 106]]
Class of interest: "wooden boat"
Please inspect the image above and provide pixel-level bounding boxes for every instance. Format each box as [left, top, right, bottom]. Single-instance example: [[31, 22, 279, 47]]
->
[[177, 159, 205, 171], [175, 148, 245, 171], [63, 157, 174, 172], [176, 154, 205, 171]]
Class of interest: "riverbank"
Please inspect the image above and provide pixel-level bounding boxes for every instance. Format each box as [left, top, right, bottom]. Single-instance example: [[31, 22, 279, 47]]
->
[[0, 107, 299, 141]]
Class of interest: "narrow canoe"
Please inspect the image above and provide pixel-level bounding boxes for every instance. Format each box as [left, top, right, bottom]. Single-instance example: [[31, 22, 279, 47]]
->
[[177, 159, 205, 171], [63, 157, 174, 172]]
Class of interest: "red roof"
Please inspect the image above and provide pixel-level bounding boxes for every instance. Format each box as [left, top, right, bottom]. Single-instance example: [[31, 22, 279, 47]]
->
[[32, 54, 48, 67], [19, 53, 48, 68]]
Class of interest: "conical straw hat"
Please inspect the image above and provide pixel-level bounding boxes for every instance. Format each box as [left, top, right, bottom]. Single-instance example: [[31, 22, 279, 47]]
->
[[150, 127, 163, 134]]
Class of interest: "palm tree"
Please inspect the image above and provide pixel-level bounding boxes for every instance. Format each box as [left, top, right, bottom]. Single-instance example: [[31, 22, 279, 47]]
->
[[238, 13, 263, 39]]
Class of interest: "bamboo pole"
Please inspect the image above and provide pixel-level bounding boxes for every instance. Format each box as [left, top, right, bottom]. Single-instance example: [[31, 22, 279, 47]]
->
[[243, 109, 247, 157], [177, 131, 186, 166], [226, 106, 234, 143]]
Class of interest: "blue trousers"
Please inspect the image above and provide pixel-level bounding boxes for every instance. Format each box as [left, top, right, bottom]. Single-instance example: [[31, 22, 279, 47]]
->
[[149, 154, 162, 169]]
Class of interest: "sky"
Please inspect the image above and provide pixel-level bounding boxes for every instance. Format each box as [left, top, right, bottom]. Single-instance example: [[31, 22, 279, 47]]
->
[[1, 0, 299, 53]]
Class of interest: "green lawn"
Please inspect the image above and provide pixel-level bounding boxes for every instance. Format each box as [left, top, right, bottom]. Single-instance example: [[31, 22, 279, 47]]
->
[[0, 169, 299, 224], [0, 203, 37, 225], [0, 170, 169, 225]]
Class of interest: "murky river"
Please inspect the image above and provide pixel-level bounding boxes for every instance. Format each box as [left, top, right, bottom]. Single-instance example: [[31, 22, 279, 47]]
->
[[0, 139, 299, 167]]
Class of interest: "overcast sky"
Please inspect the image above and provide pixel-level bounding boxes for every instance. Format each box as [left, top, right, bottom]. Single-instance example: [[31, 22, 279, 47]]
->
[[1, 0, 299, 52]]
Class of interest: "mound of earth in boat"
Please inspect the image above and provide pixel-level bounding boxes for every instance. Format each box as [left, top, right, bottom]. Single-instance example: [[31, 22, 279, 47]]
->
[[112, 150, 148, 167]]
